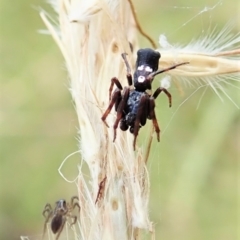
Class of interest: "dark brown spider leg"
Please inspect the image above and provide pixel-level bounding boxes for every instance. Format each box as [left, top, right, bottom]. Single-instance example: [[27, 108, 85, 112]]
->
[[149, 98, 160, 142], [55, 217, 66, 240], [113, 87, 130, 141], [101, 89, 122, 128], [109, 77, 123, 101], [121, 53, 133, 86], [147, 62, 189, 82], [152, 87, 172, 107], [133, 95, 148, 150], [140, 96, 149, 126]]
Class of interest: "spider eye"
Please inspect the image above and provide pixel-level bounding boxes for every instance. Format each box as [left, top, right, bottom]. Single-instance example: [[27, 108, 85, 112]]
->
[[145, 66, 153, 72], [137, 65, 144, 70], [138, 76, 145, 83]]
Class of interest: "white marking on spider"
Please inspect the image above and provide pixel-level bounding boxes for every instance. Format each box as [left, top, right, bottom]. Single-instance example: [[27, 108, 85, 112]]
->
[[137, 65, 144, 70], [145, 66, 153, 72], [138, 76, 145, 82]]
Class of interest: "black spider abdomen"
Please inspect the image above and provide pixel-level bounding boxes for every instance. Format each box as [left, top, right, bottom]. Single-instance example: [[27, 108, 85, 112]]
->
[[124, 91, 146, 128], [126, 91, 142, 112]]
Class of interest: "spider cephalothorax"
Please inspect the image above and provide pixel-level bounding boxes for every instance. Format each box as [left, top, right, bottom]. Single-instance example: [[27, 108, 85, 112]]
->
[[42, 196, 80, 240], [101, 48, 189, 150], [133, 48, 160, 91]]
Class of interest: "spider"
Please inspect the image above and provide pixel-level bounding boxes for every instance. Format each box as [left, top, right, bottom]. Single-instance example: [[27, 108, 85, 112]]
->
[[42, 196, 80, 240], [101, 48, 189, 150]]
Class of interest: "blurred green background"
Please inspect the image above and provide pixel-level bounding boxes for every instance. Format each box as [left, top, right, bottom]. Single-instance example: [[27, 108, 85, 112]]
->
[[0, 0, 239, 239]]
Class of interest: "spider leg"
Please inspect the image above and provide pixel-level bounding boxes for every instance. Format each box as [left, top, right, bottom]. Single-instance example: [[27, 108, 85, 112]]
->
[[149, 98, 160, 141], [42, 204, 53, 240], [69, 215, 78, 227], [72, 202, 80, 212], [113, 87, 130, 141], [152, 87, 172, 107], [101, 88, 122, 127], [147, 62, 189, 81], [133, 94, 148, 150], [42, 204, 52, 218], [109, 77, 123, 101], [70, 196, 79, 207], [69, 197, 80, 218], [140, 96, 149, 126], [71, 196, 78, 201], [121, 53, 133, 86]]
